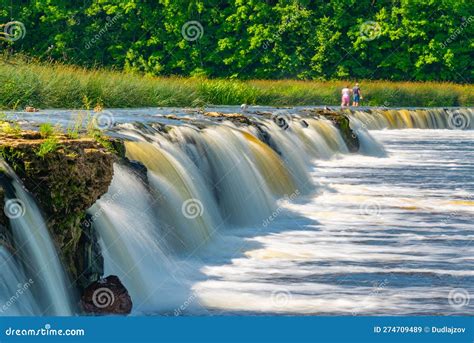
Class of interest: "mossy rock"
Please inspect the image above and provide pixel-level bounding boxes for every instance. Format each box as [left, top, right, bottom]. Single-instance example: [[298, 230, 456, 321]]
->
[[0, 130, 115, 282], [305, 109, 360, 152], [204, 111, 253, 126]]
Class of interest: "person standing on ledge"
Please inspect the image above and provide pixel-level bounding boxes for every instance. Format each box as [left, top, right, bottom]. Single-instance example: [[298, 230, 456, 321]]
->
[[341, 85, 351, 107], [352, 83, 362, 107]]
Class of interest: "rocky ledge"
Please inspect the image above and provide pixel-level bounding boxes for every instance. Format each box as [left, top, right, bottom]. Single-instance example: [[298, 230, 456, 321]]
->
[[0, 109, 359, 316], [196, 109, 360, 153], [0, 130, 115, 289], [302, 108, 360, 152]]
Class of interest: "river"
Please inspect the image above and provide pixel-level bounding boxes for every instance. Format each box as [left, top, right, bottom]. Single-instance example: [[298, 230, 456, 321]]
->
[[0, 107, 472, 316], [189, 129, 473, 315]]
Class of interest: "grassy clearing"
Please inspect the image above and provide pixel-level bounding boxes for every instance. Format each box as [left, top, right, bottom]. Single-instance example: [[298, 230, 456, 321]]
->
[[0, 58, 472, 109]]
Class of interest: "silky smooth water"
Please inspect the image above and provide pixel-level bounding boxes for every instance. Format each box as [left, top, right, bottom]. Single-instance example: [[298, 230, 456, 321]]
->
[[187, 129, 474, 315], [0, 163, 74, 316], [1, 107, 472, 316]]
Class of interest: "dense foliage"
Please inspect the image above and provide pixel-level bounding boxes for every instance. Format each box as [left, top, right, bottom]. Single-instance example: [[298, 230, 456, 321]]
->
[[1, 0, 473, 82]]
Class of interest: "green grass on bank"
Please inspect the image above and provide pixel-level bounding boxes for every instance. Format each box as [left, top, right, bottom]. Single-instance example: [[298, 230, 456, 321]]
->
[[0, 59, 472, 109]]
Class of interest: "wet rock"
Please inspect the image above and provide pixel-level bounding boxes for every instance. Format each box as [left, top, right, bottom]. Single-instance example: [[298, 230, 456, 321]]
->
[[253, 123, 283, 156], [0, 225, 16, 256], [0, 130, 115, 283], [75, 214, 104, 290], [304, 109, 360, 152], [25, 106, 39, 112], [80, 275, 132, 315], [326, 113, 360, 152], [0, 175, 18, 256], [0, 186, 6, 228], [204, 111, 253, 125]]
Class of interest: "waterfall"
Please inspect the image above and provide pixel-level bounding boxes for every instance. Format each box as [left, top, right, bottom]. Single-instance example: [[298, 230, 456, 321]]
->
[[349, 118, 387, 157], [0, 247, 39, 315], [113, 116, 358, 230], [88, 115, 360, 313], [0, 163, 74, 316], [349, 108, 473, 130], [1, 106, 472, 316], [169, 124, 283, 225], [90, 164, 200, 314]]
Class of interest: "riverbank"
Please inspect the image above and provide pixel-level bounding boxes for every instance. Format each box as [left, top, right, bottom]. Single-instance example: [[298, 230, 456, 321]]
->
[[1, 59, 473, 110]]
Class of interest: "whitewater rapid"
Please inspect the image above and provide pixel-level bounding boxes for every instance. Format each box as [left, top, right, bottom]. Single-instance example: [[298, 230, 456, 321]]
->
[[89, 111, 472, 316], [188, 129, 473, 315], [1, 107, 472, 316]]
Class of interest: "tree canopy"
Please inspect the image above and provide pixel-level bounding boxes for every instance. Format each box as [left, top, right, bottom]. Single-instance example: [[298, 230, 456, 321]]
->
[[1, 0, 472, 82]]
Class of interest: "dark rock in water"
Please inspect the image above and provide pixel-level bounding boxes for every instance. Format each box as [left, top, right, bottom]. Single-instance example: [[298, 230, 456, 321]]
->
[[75, 214, 104, 290], [327, 113, 360, 153], [0, 174, 22, 256], [204, 111, 253, 126], [304, 109, 360, 153], [0, 227, 16, 255], [272, 114, 289, 130], [253, 123, 283, 156], [81, 275, 132, 315], [126, 160, 148, 181], [254, 123, 271, 145]]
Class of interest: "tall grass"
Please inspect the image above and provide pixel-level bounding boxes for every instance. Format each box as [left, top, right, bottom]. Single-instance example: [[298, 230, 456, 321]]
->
[[0, 58, 472, 109]]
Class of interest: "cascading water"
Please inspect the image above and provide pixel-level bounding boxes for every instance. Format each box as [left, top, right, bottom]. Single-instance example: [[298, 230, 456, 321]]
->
[[290, 119, 347, 159], [0, 247, 39, 315], [349, 107, 473, 130], [86, 114, 355, 314], [169, 124, 284, 225], [90, 164, 199, 314], [2, 107, 472, 316], [0, 162, 74, 316], [349, 118, 387, 157]]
